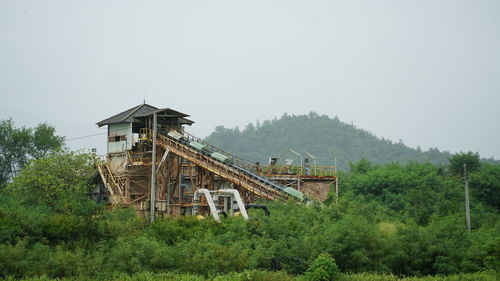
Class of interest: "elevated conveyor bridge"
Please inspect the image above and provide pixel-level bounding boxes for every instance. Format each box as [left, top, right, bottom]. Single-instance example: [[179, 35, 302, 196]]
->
[[156, 131, 306, 201]]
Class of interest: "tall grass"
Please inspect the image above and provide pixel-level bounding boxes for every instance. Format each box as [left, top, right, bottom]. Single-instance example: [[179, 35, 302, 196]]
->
[[9, 270, 498, 281]]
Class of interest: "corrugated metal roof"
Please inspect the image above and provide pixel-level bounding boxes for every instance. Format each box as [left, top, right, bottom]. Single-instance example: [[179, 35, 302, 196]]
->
[[96, 104, 192, 127]]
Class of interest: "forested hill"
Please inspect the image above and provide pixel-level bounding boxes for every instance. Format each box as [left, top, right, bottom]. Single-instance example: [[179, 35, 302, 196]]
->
[[205, 112, 463, 170]]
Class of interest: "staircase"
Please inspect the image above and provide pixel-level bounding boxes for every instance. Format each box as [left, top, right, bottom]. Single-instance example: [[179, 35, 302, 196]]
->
[[97, 164, 127, 204]]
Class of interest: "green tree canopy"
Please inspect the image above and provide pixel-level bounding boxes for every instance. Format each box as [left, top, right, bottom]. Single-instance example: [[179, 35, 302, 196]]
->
[[204, 112, 460, 170], [469, 163, 500, 210], [0, 119, 64, 186], [7, 151, 95, 213], [449, 152, 481, 176], [349, 158, 373, 174]]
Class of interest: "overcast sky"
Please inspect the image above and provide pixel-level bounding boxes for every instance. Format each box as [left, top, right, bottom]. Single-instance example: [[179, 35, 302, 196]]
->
[[1, 0, 499, 159]]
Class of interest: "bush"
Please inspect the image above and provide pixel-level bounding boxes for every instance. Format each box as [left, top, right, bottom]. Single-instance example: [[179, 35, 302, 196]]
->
[[304, 254, 339, 281], [105, 236, 176, 274]]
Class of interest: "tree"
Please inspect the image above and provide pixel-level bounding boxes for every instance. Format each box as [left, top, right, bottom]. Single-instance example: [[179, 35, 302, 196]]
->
[[7, 151, 95, 213], [469, 163, 500, 210], [0, 119, 64, 186], [349, 158, 373, 174], [31, 123, 65, 159], [449, 152, 481, 176], [205, 113, 461, 170], [0, 119, 32, 184]]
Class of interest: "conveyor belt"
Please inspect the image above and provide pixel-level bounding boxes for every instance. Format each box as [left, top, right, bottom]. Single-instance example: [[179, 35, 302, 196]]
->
[[157, 131, 306, 201]]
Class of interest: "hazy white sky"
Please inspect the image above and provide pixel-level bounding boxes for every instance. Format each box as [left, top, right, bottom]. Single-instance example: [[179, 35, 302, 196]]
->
[[1, 0, 499, 159]]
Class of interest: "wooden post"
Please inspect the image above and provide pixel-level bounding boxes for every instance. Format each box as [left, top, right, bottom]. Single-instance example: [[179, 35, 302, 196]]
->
[[178, 158, 183, 207]]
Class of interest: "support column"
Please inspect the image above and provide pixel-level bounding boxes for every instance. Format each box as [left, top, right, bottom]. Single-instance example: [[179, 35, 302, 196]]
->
[[149, 112, 157, 223]]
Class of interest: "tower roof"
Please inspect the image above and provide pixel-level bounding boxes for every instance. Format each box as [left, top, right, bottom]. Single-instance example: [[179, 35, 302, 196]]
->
[[96, 104, 193, 127]]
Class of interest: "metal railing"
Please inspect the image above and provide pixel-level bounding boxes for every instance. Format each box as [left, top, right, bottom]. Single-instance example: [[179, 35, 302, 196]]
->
[[260, 165, 337, 177]]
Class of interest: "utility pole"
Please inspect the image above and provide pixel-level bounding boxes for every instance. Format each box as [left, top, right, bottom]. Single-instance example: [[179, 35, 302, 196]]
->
[[335, 178, 339, 205], [332, 150, 339, 205], [463, 163, 471, 231], [149, 112, 157, 223]]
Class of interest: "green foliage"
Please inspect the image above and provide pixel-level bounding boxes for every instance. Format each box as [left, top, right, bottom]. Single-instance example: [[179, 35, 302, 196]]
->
[[350, 158, 373, 174], [144, 218, 190, 245], [9, 271, 499, 281], [0, 119, 32, 186], [448, 152, 481, 176], [31, 123, 65, 159], [0, 191, 48, 244], [96, 208, 145, 239], [1, 149, 500, 280], [0, 241, 51, 278], [42, 214, 89, 242], [340, 271, 498, 281], [7, 151, 96, 213], [0, 119, 64, 186], [469, 163, 500, 210], [304, 254, 339, 281], [0, 151, 100, 249], [104, 236, 176, 274], [342, 162, 464, 225], [204, 113, 460, 170]]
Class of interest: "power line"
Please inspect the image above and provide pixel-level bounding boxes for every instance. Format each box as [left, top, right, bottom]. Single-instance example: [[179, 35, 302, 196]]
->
[[66, 132, 107, 141]]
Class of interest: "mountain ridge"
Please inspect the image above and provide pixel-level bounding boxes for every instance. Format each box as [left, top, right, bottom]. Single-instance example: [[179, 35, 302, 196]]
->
[[204, 112, 497, 170]]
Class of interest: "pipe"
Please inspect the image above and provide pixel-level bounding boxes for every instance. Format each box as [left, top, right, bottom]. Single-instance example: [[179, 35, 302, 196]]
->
[[245, 204, 270, 216], [216, 189, 249, 220], [193, 188, 220, 221]]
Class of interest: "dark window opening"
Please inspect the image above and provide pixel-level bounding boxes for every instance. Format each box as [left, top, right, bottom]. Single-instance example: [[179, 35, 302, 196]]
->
[[108, 135, 127, 142]]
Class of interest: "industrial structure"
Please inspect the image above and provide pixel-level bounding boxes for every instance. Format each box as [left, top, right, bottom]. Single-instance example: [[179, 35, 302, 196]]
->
[[95, 103, 337, 220]]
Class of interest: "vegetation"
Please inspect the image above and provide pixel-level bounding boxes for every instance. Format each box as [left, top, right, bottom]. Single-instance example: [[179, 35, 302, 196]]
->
[[0, 119, 64, 187], [4, 270, 498, 281], [205, 113, 499, 170], [304, 254, 340, 281], [0, 154, 498, 280], [0, 119, 498, 280], [448, 152, 481, 176]]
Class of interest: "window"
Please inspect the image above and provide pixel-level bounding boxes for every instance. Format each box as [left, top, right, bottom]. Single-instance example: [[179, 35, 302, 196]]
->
[[108, 135, 127, 142]]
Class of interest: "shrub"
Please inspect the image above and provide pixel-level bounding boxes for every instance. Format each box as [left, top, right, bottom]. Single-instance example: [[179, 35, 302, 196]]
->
[[304, 254, 339, 281]]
